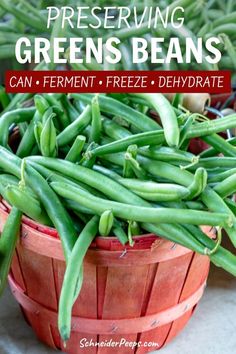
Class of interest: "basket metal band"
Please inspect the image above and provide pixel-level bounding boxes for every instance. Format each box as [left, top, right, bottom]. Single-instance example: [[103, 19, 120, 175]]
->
[[9, 275, 206, 335]]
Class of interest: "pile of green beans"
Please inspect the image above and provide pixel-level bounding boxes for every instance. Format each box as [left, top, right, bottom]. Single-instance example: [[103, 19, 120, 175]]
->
[[0, 0, 236, 73], [1, 91, 236, 342]]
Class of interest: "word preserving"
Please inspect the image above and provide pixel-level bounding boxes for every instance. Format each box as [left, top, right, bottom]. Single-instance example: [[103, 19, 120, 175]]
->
[[47, 6, 185, 29]]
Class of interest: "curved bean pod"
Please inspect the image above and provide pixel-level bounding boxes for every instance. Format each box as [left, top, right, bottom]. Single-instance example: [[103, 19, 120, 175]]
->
[[27, 156, 150, 207], [57, 105, 91, 147], [185, 168, 208, 200], [0, 107, 35, 147], [69, 93, 160, 132], [5, 185, 51, 225], [50, 181, 230, 227], [201, 134, 236, 157], [214, 173, 236, 199], [90, 95, 102, 143], [16, 111, 42, 158], [40, 115, 57, 157], [58, 215, 99, 341], [0, 147, 78, 263], [99, 210, 114, 236], [133, 93, 179, 147], [139, 146, 197, 164], [0, 207, 22, 296], [65, 135, 86, 163]]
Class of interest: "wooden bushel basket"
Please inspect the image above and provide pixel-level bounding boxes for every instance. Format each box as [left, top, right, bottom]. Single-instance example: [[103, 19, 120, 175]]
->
[[0, 198, 211, 353]]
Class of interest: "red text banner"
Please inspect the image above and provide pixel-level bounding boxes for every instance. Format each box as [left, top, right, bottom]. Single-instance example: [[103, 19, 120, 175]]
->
[[5, 70, 231, 94]]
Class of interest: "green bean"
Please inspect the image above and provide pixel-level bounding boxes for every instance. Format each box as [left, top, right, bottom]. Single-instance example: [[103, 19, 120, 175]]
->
[[0, 107, 35, 147], [200, 137, 236, 158], [43, 93, 63, 105], [128, 220, 140, 237], [130, 189, 189, 202], [196, 157, 236, 169], [213, 12, 236, 27], [102, 119, 132, 140], [34, 95, 50, 116], [123, 145, 138, 178], [185, 201, 207, 211], [69, 94, 160, 132], [123, 179, 189, 196], [141, 222, 206, 255], [63, 198, 94, 216], [1, 93, 33, 115], [208, 168, 236, 183], [5, 185, 50, 225], [57, 106, 91, 147], [0, 0, 48, 32], [91, 113, 236, 157], [88, 131, 165, 157], [51, 181, 230, 227], [201, 134, 236, 157], [113, 220, 129, 245], [0, 147, 77, 263], [90, 95, 102, 143], [28, 156, 150, 207], [179, 115, 195, 148], [34, 121, 43, 150], [212, 24, 236, 37], [139, 146, 197, 164], [0, 207, 22, 296], [219, 34, 236, 70], [0, 86, 10, 109], [133, 93, 179, 147], [0, 32, 35, 46], [0, 23, 15, 33], [225, 199, 236, 215], [40, 115, 57, 158], [197, 22, 212, 37], [136, 156, 236, 245], [0, 173, 40, 200], [65, 136, 86, 163], [19, 158, 236, 262], [25, 157, 236, 249], [185, 168, 208, 200], [99, 210, 114, 236], [214, 174, 236, 199], [17, 122, 28, 138], [187, 114, 236, 138], [220, 56, 236, 70], [127, 221, 135, 246], [124, 152, 147, 180], [0, 44, 21, 59], [43, 94, 70, 129], [41, 107, 54, 126], [16, 111, 42, 158], [59, 215, 99, 342], [60, 95, 80, 122], [14, 0, 45, 19], [27, 161, 109, 202], [93, 164, 122, 180], [183, 224, 236, 276]]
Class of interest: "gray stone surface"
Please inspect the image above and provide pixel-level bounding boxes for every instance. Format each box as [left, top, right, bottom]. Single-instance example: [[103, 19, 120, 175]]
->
[[0, 264, 236, 354]]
